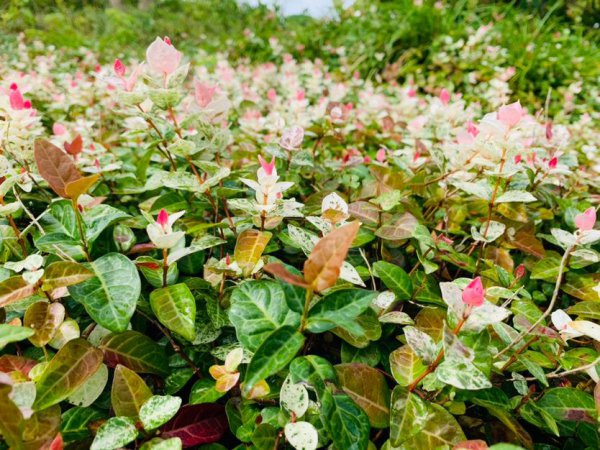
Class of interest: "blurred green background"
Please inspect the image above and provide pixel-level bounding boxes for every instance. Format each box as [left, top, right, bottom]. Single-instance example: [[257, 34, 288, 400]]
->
[[1, 0, 598, 107]]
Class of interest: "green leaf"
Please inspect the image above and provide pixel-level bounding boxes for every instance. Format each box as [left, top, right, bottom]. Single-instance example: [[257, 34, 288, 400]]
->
[[111, 364, 153, 417], [42, 261, 94, 291], [0, 324, 35, 349], [321, 387, 370, 450], [68, 253, 141, 332], [289, 355, 337, 397], [243, 326, 304, 395], [530, 254, 563, 281], [332, 309, 382, 349], [335, 363, 390, 428], [517, 355, 548, 387], [33, 338, 103, 410], [189, 379, 225, 404], [390, 386, 430, 445], [84, 204, 130, 242], [536, 388, 597, 423], [100, 330, 169, 376], [229, 280, 301, 352], [306, 289, 375, 334], [61, 407, 106, 442], [373, 261, 413, 301], [140, 437, 183, 450], [150, 283, 197, 342], [90, 416, 138, 450], [389, 345, 427, 387], [139, 395, 182, 430]]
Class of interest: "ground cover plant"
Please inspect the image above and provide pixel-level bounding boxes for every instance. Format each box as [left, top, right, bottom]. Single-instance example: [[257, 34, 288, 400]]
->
[[0, 4, 599, 450]]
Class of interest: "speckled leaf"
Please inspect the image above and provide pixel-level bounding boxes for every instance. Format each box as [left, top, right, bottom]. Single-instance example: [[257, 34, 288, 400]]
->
[[284, 421, 318, 450], [396, 403, 465, 449], [390, 386, 431, 445], [435, 359, 491, 390], [140, 395, 182, 430], [280, 375, 310, 418], [90, 416, 138, 450]]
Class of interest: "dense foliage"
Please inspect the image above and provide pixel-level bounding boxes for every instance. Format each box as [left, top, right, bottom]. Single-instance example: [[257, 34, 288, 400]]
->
[[0, 3, 599, 450]]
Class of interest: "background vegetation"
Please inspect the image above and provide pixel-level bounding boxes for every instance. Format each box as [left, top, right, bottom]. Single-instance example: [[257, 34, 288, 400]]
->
[[1, 0, 598, 107]]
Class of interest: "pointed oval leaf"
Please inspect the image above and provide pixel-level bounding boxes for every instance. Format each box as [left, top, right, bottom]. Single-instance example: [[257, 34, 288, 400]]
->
[[140, 395, 182, 431], [390, 385, 431, 445], [0, 324, 35, 349], [100, 331, 169, 376], [160, 403, 228, 447], [229, 280, 301, 352], [0, 276, 37, 308], [24, 301, 66, 347], [90, 416, 138, 450], [372, 261, 413, 301], [306, 289, 376, 334], [303, 221, 360, 292], [150, 283, 196, 342], [234, 230, 272, 276], [335, 363, 390, 428], [33, 339, 103, 410], [67, 363, 108, 407], [389, 345, 427, 387], [284, 421, 318, 450], [321, 388, 371, 450], [34, 139, 81, 198], [243, 326, 305, 395], [42, 261, 94, 291], [65, 173, 100, 202], [111, 364, 153, 417], [68, 253, 141, 332]]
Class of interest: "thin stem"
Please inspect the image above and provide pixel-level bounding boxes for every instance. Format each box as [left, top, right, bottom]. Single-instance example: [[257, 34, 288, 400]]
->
[[495, 244, 574, 359], [162, 248, 168, 287], [73, 203, 91, 261], [300, 288, 314, 332]]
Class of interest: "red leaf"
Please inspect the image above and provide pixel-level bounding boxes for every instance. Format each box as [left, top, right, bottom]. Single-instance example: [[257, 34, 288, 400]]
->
[[161, 404, 228, 448], [64, 135, 83, 156], [263, 263, 308, 288], [0, 355, 37, 378]]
